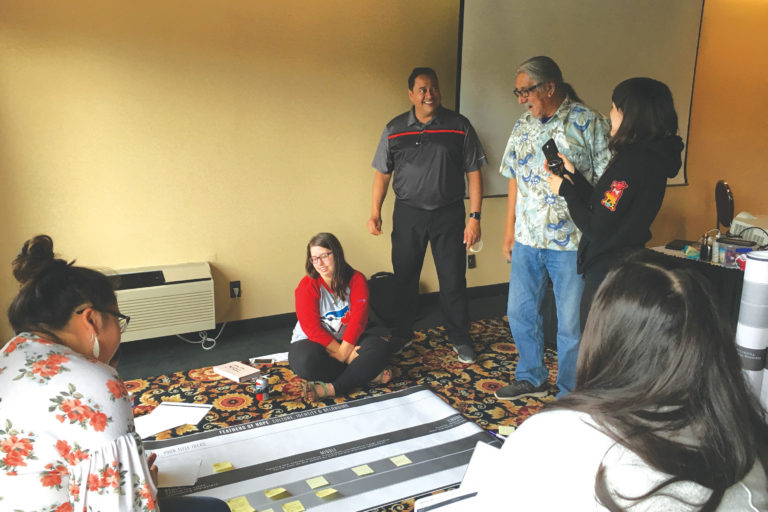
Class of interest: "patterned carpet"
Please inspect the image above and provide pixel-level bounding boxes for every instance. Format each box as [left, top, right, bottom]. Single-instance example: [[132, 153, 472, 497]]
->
[[125, 316, 559, 510]]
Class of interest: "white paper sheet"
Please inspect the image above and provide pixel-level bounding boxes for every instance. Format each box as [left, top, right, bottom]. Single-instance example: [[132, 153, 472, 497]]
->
[[413, 441, 501, 512], [157, 456, 203, 487], [134, 401, 212, 439]]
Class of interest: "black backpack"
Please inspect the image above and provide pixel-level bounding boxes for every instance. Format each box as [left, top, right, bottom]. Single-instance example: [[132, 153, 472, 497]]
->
[[367, 272, 397, 327]]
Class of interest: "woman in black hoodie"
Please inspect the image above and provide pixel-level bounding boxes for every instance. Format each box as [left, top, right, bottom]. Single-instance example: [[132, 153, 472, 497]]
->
[[548, 77, 684, 326]]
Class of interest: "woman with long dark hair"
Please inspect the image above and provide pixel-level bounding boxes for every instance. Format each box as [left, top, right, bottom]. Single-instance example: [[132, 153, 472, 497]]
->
[[476, 258, 768, 510], [289, 232, 392, 401], [548, 77, 684, 325], [0, 235, 228, 511]]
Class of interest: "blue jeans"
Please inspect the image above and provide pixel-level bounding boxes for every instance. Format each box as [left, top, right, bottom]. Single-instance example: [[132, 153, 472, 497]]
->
[[507, 243, 583, 397]]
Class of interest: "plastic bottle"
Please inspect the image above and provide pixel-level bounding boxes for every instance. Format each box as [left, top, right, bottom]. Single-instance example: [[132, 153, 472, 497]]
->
[[712, 234, 720, 264]]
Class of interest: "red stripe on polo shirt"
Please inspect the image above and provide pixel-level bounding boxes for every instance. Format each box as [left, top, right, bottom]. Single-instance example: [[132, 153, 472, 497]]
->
[[388, 129, 466, 140]]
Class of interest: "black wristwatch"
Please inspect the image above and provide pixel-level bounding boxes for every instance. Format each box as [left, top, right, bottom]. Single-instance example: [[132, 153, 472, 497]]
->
[[469, 212, 481, 221]]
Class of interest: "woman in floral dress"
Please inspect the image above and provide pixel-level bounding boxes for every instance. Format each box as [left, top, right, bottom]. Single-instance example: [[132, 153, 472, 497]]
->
[[0, 235, 227, 511]]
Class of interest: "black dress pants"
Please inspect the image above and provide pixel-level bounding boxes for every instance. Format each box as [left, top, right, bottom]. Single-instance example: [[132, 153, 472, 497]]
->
[[391, 200, 471, 346]]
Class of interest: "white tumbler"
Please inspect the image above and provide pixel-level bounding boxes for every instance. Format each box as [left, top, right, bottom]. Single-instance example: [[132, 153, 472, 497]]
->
[[735, 251, 768, 407]]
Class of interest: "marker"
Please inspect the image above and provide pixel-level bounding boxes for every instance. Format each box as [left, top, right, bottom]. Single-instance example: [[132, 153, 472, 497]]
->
[[487, 430, 507, 442]]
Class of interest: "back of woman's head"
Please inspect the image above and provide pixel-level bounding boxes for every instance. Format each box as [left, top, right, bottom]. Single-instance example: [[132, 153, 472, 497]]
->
[[578, 260, 717, 400], [8, 235, 116, 334], [610, 77, 678, 151], [570, 257, 768, 503]]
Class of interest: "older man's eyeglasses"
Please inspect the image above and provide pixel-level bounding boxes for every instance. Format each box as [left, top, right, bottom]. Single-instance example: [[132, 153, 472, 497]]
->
[[76, 307, 131, 333], [310, 252, 333, 265], [513, 83, 543, 99]]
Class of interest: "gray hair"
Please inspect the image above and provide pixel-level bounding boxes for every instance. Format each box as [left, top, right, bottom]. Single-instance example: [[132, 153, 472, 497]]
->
[[516, 56, 582, 103]]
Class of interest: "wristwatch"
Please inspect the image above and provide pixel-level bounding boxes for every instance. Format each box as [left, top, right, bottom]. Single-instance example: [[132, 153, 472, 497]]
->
[[469, 212, 481, 221]]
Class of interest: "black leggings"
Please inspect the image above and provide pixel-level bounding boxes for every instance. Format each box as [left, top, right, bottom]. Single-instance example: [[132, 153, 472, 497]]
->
[[288, 333, 391, 395]]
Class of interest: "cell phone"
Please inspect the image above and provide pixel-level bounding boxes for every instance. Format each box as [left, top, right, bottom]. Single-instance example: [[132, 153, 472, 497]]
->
[[246, 358, 276, 366], [542, 138, 565, 177]]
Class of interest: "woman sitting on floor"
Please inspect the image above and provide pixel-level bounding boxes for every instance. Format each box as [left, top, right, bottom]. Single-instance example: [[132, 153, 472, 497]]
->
[[290, 232, 392, 401], [0, 235, 228, 512], [477, 257, 768, 510]]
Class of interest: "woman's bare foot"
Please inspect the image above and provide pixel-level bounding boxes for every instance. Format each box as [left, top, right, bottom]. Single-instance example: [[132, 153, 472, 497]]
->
[[370, 367, 393, 386]]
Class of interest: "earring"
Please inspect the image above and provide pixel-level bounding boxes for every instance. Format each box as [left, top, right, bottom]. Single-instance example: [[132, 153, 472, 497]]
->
[[92, 333, 100, 359]]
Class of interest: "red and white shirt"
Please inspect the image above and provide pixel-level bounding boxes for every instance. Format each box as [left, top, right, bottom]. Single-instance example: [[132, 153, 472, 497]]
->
[[291, 271, 369, 346]]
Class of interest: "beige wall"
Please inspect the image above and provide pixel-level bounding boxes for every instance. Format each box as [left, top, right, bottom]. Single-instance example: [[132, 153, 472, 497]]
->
[[650, 0, 768, 246], [0, 0, 474, 339], [0, 0, 766, 340]]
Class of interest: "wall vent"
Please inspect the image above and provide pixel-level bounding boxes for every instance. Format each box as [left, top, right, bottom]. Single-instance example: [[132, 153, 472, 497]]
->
[[113, 262, 215, 342]]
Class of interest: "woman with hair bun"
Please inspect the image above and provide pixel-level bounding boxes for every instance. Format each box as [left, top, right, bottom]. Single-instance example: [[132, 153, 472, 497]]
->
[[0, 235, 227, 511], [290, 232, 393, 401], [548, 77, 684, 325]]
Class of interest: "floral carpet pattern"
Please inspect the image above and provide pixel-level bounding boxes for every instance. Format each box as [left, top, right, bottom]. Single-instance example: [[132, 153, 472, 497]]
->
[[125, 316, 558, 510]]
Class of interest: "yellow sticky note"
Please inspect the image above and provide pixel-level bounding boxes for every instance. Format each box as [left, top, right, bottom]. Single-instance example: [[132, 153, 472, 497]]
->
[[213, 461, 234, 473], [499, 425, 514, 436], [352, 464, 374, 476], [265, 487, 289, 499], [262, 509, 274, 512], [226, 496, 255, 512], [390, 454, 412, 467], [316, 487, 338, 498], [306, 475, 329, 489], [282, 500, 305, 512]]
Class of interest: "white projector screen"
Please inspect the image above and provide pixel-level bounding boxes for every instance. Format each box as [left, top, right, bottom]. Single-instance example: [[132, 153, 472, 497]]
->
[[458, 0, 704, 196]]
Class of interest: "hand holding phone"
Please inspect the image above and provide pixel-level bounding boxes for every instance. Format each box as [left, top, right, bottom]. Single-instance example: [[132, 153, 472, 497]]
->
[[542, 138, 565, 177]]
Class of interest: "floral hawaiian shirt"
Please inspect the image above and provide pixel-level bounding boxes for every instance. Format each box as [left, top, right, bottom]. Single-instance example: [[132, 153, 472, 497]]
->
[[0, 334, 158, 511], [499, 97, 611, 250]]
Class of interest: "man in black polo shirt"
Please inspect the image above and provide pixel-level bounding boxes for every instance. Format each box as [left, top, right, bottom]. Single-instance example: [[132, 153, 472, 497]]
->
[[368, 67, 486, 363]]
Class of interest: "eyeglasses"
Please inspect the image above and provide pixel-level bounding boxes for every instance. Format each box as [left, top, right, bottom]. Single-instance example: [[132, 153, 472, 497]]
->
[[513, 83, 543, 98], [76, 307, 131, 333], [310, 252, 333, 265]]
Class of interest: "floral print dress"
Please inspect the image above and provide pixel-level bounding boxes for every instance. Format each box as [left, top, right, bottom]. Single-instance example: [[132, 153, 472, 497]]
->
[[0, 334, 158, 512]]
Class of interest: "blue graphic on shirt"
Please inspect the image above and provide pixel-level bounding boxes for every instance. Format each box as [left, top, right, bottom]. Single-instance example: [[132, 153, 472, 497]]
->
[[569, 106, 592, 132], [517, 153, 533, 167], [544, 219, 575, 247], [521, 167, 541, 184], [323, 305, 349, 320]]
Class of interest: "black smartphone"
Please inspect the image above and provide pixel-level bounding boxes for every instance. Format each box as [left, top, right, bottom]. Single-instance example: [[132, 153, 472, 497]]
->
[[542, 138, 565, 177]]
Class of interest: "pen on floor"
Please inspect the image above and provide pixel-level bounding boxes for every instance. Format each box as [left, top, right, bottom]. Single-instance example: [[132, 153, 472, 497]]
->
[[487, 430, 507, 442]]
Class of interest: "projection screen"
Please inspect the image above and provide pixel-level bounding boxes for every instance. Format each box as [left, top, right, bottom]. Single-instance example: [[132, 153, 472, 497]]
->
[[458, 0, 704, 196]]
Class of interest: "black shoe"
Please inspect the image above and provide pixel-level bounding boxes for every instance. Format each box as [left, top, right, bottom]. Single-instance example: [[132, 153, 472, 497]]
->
[[452, 344, 477, 363], [495, 380, 548, 400], [390, 336, 413, 355]]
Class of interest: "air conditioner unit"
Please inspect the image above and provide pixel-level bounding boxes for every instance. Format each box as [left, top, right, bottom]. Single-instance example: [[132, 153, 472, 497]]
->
[[113, 262, 215, 342]]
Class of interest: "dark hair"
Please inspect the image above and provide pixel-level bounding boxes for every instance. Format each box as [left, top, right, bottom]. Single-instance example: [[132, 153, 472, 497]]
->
[[8, 235, 117, 336], [408, 67, 439, 90], [550, 257, 768, 510], [609, 77, 678, 152], [516, 56, 582, 103], [305, 232, 355, 300]]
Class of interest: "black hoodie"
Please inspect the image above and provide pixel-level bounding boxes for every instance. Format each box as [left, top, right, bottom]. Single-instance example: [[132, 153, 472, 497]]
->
[[559, 135, 684, 274]]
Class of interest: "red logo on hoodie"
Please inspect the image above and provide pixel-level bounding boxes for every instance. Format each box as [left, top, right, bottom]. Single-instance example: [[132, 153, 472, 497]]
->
[[601, 180, 628, 212]]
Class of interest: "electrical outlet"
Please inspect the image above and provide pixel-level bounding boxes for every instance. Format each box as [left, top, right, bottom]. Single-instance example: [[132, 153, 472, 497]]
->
[[467, 254, 476, 269], [229, 280, 241, 298]]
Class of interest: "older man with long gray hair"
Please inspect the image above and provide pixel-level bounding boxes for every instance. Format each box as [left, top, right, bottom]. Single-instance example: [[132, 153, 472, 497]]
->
[[497, 56, 611, 400]]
